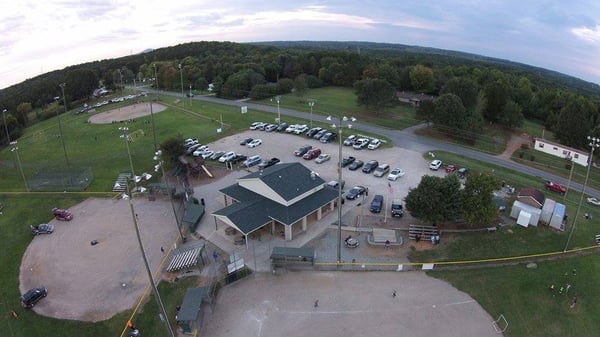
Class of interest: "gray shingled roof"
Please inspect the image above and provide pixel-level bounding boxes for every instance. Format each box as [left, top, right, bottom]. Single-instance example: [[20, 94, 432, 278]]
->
[[213, 163, 339, 235]]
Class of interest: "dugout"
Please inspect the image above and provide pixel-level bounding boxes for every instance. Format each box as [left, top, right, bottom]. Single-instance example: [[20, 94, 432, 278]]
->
[[176, 287, 210, 334], [270, 247, 314, 269], [182, 201, 205, 232]]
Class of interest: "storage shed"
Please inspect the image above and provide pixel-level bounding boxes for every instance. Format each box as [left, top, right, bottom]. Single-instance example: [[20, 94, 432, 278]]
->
[[549, 203, 566, 231], [541, 198, 556, 224], [510, 200, 542, 227], [176, 287, 210, 334]]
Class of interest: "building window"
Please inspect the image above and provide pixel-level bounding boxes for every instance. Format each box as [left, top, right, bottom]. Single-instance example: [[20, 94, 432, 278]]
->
[[553, 147, 558, 151], [563, 150, 568, 155], [539, 143, 544, 148], [574, 154, 579, 159]]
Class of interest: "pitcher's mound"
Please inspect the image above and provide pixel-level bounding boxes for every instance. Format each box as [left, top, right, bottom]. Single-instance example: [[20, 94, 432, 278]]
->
[[88, 102, 167, 124]]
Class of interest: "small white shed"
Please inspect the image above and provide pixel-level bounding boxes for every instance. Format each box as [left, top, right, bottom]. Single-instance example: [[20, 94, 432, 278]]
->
[[510, 200, 542, 227], [549, 203, 566, 231], [541, 199, 556, 224]]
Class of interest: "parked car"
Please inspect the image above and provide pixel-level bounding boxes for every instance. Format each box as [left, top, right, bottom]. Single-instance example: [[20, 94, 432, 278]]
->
[[429, 159, 442, 170], [240, 137, 253, 146], [20, 287, 47, 308], [313, 129, 328, 139], [445, 164, 457, 173], [353, 138, 369, 150], [391, 199, 404, 217], [343, 135, 357, 146], [544, 181, 567, 195], [306, 127, 322, 138], [243, 155, 262, 167], [387, 168, 405, 181], [247, 139, 262, 148], [362, 160, 379, 173], [219, 151, 236, 163], [348, 159, 364, 171], [373, 164, 391, 177], [185, 143, 202, 155], [326, 180, 345, 190], [294, 145, 312, 156], [230, 154, 247, 164], [31, 223, 54, 235], [457, 167, 468, 179], [341, 156, 356, 167], [210, 151, 225, 160], [201, 150, 215, 159], [293, 125, 309, 135], [587, 197, 600, 206], [258, 157, 280, 169], [315, 153, 331, 164], [276, 122, 288, 132], [184, 138, 198, 147], [319, 132, 337, 143], [52, 208, 72, 221], [367, 138, 382, 150], [285, 124, 300, 133], [303, 148, 322, 160], [250, 122, 266, 130], [192, 145, 209, 157], [346, 186, 368, 200], [370, 195, 384, 213], [265, 124, 277, 132]]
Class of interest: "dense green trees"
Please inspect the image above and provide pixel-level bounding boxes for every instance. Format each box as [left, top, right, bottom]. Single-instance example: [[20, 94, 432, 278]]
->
[[353, 79, 396, 111]]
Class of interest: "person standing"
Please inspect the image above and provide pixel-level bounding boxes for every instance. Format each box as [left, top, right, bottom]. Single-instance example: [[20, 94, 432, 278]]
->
[[570, 294, 578, 308], [314, 299, 319, 308], [392, 290, 397, 298]]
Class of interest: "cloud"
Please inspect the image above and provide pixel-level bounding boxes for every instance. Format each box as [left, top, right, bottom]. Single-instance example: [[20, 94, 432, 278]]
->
[[571, 25, 600, 43]]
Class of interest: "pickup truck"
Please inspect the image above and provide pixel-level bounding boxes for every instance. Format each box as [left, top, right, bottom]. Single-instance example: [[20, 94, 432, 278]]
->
[[544, 181, 567, 195]]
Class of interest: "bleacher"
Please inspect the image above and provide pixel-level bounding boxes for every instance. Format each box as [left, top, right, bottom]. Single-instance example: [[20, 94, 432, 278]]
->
[[408, 225, 439, 241]]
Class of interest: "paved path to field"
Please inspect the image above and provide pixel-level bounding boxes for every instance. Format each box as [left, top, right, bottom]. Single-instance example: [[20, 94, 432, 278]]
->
[[202, 271, 500, 337]]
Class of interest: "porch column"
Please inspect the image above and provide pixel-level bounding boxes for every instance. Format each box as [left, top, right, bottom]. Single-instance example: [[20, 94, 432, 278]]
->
[[317, 207, 323, 220], [302, 217, 307, 231], [285, 224, 292, 241]]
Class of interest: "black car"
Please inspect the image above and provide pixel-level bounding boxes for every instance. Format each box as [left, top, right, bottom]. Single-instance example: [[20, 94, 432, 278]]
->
[[313, 129, 328, 139], [362, 160, 379, 173], [391, 199, 404, 217], [276, 122, 288, 132], [240, 137, 253, 146], [20, 287, 47, 308], [258, 157, 280, 169], [319, 132, 337, 143], [348, 159, 364, 171], [294, 145, 312, 157], [230, 154, 247, 164], [346, 186, 368, 200], [306, 127, 322, 138], [370, 195, 384, 213], [341, 156, 356, 167]]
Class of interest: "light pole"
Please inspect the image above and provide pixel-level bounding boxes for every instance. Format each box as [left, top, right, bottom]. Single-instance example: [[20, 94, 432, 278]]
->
[[2, 108, 10, 145], [189, 83, 193, 106], [58, 83, 71, 168], [275, 96, 281, 124], [327, 114, 356, 264], [153, 64, 158, 90], [154, 150, 185, 242], [119, 127, 136, 189], [178, 64, 184, 100], [120, 129, 175, 337], [308, 99, 315, 129], [10, 141, 29, 192], [564, 136, 600, 251]]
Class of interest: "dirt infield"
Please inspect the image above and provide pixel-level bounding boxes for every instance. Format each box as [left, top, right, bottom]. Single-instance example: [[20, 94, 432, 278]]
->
[[19, 197, 178, 321], [87, 102, 167, 124]]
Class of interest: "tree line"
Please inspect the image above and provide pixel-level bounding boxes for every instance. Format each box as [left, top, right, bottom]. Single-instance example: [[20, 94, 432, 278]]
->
[[1, 41, 599, 150]]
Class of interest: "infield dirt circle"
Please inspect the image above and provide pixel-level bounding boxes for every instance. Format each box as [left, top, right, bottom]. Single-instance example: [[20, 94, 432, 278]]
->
[[87, 102, 167, 124]]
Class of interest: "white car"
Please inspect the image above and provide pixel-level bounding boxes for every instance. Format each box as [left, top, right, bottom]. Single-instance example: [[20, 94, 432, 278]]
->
[[367, 138, 382, 150], [247, 139, 262, 148], [343, 135, 357, 146], [219, 151, 236, 163], [387, 168, 406, 181], [201, 150, 215, 159], [587, 197, 600, 206], [265, 124, 277, 132], [192, 146, 209, 157], [353, 138, 369, 150], [249, 122, 264, 130], [285, 124, 300, 133], [429, 159, 442, 170], [315, 153, 331, 164], [293, 125, 309, 135]]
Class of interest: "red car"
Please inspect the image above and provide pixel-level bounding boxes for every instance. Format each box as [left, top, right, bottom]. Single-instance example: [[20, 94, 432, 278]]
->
[[544, 181, 567, 195], [445, 164, 456, 173], [303, 148, 322, 160], [52, 208, 73, 221]]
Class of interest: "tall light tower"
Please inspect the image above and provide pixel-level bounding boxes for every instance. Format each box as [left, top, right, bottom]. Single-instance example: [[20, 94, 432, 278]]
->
[[189, 83, 193, 106], [327, 114, 356, 264], [178, 64, 184, 100], [120, 128, 175, 337], [153, 63, 158, 90], [564, 136, 600, 251], [275, 96, 281, 124], [10, 141, 29, 192], [58, 83, 71, 167], [308, 99, 315, 129], [2, 108, 10, 145], [154, 150, 185, 242]]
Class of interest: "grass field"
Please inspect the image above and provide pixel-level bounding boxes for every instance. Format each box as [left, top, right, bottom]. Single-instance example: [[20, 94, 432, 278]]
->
[[1, 89, 600, 337]]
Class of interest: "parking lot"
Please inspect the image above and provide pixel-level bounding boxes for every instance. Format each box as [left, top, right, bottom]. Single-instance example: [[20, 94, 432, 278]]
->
[[192, 124, 447, 270]]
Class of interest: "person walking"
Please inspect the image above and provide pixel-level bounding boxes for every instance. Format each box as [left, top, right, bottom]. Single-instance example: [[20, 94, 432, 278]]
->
[[314, 299, 319, 308], [392, 290, 396, 298], [570, 294, 578, 308]]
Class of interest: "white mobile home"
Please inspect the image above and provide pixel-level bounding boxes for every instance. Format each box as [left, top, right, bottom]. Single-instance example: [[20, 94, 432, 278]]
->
[[534, 138, 589, 167]]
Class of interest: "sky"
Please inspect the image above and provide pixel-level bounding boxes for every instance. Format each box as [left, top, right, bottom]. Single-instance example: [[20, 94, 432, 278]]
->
[[1, 0, 600, 89]]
